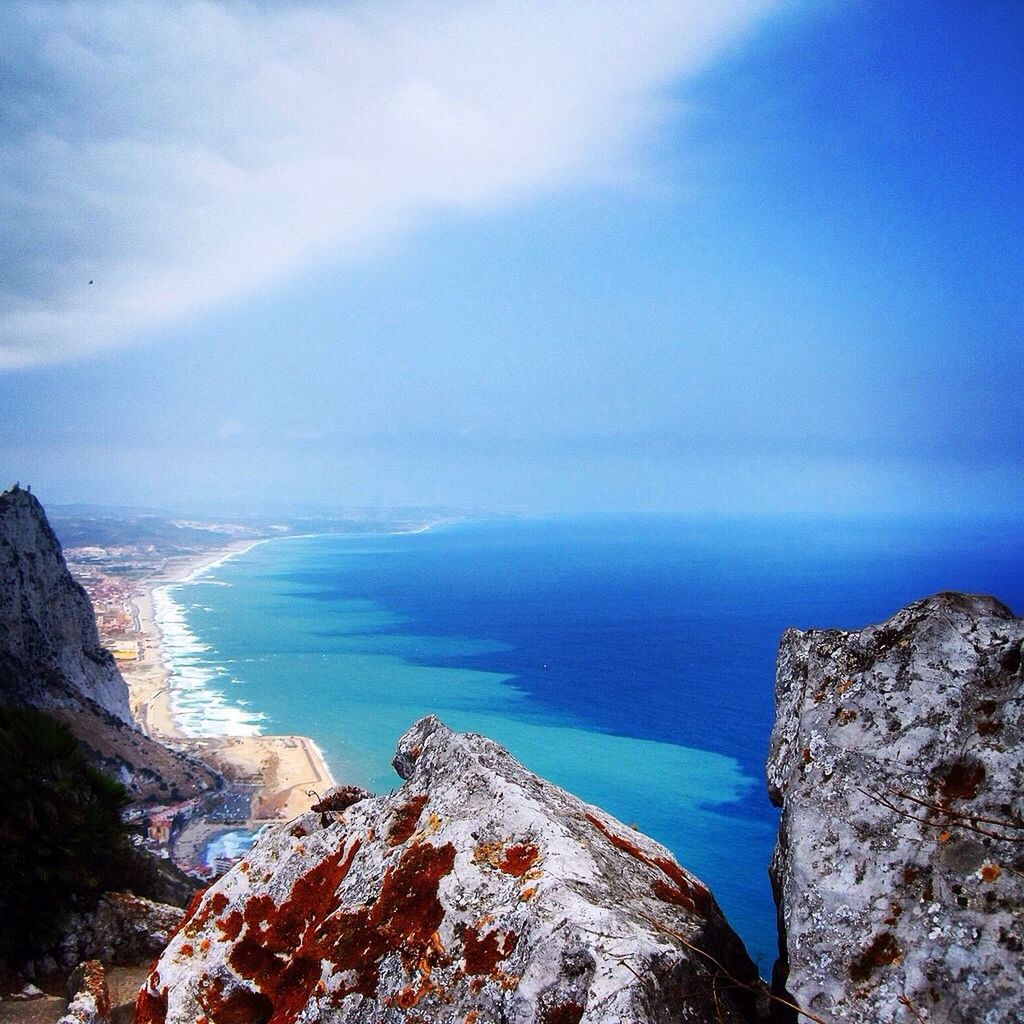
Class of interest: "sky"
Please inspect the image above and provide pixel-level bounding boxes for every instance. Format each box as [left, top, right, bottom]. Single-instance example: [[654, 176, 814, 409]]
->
[[1, 0, 1021, 517]]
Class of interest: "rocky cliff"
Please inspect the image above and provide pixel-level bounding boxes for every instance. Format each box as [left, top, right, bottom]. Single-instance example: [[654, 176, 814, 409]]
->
[[138, 716, 767, 1024], [0, 485, 218, 801], [1, 484, 130, 722], [767, 592, 1023, 1023]]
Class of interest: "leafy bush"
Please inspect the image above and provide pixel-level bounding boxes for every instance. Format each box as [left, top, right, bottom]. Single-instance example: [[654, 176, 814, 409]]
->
[[0, 706, 135, 961]]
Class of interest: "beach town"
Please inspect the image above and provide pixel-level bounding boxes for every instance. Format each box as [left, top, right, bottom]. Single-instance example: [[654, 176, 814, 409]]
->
[[65, 537, 335, 881]]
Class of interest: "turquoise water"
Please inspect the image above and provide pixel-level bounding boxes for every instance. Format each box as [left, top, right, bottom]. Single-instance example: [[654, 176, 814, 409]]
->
[[204, 829, 257, 870], [155, 516, 1024, 970]]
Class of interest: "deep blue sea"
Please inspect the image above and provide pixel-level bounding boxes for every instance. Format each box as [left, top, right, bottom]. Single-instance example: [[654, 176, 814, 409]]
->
[[154, 516, 1023, 970]]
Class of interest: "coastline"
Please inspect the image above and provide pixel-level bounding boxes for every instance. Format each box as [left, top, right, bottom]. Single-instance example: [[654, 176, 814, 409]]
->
[[121, 536, 335, 825]]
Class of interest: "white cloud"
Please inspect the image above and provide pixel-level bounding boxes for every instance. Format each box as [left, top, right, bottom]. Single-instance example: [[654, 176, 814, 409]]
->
[[0, 0, 772, 368]]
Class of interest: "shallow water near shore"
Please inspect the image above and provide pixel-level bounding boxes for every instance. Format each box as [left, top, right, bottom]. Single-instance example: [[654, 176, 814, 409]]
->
[[153, 515, 1024, 970]]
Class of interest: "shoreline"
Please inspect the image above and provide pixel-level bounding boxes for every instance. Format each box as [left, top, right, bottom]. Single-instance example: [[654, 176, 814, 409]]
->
[[121, 536, 336, 826]]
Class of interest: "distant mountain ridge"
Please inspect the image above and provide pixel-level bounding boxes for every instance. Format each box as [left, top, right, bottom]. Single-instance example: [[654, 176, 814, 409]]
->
[[0, 484, 218, 802]]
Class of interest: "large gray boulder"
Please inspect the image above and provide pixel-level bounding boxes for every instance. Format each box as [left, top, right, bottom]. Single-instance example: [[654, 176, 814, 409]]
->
[[137, 716, 766, 1023], [767, 592, 1023, 1024]]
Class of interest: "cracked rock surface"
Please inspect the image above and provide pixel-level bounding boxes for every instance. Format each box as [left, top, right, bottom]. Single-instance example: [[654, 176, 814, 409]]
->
[[138, 716, 766, 1024], [767, 592, 1023, 1024]]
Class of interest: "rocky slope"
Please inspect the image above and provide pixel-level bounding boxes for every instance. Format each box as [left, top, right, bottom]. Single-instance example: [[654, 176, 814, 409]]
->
[[0, 485, 218, 801], [138, 716, 767, 1024], [1, 485, 130, 722], [767, 592, 1023, 1023]]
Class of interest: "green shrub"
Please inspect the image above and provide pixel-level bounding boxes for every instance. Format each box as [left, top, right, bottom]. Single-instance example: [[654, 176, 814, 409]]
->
[[0, 706, 134, 961]]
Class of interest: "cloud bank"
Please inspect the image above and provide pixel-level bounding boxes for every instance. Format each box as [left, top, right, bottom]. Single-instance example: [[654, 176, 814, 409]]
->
[[0, 0, 771, 368]]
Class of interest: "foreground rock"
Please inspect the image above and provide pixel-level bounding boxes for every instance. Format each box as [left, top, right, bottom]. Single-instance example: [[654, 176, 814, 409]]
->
[[0, 485, 218, 801], [58, 961, 110, 1024], [139, 716, 765, 1023], [767, 592, 1024, 1023]]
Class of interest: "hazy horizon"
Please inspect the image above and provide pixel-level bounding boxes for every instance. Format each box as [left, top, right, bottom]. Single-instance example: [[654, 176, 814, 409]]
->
[[2, 2, 1021, 519]]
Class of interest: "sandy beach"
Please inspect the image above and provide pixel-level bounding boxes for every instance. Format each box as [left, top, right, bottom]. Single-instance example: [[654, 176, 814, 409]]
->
[[121, 538, 334, 822]]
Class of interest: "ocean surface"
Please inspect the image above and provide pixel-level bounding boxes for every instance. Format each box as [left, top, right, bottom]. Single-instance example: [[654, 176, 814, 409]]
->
[[153, 515, 1023, 969]]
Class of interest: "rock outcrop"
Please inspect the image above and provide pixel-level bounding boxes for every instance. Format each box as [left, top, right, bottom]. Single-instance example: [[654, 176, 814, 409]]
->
[[23, 891, 185, 982], [1, 485, 129, 722], [58, 893, 184, 975], [138, 716, 766, 1024], [0, 485, 218, 801], [767, 592, 1023, 1023], [58, 961, 111, 1024]]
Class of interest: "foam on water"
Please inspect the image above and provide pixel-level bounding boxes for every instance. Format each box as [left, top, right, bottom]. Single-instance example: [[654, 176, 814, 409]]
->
[[152, 576, 265, 737]]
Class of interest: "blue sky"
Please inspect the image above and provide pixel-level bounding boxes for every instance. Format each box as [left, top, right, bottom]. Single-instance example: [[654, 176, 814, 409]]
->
[[1, 1, 1021, 516]]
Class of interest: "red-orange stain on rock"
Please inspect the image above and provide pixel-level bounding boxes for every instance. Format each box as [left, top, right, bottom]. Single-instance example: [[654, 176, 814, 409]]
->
[[134, 988, 167, 1024], [652, 856, 712, 915], [386, 976, 443, 1010], [321, 840, 456, 1000], [938, 758, 986, 802], [461, 925, 518, 975], [175, 887, 208, 938], [134, 973, 167, 1024], [218, 838, 456, 1023], [542, 1002, 585, 1024], [217, 909, 244, 941], [585, 812, 710, 915], [198, 975, 273, 1024], [227, 838, 363, 1024], [178, 888, 230, 941], [387, 794, 429, 846], [498, 843, 539, 877], [849, 932, 902, 982]]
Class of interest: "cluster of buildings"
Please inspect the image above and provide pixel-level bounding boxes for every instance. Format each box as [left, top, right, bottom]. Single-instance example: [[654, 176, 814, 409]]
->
[[67, 548, 159, 662]]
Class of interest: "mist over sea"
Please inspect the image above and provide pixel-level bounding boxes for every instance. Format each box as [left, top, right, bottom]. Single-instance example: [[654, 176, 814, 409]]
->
[[153, 516, 1024, 969]]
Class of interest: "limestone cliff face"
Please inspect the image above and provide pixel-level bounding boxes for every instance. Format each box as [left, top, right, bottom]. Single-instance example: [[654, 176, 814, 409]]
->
[[138, 717, 766, 1024], [0, 485, 130, 722], [0, 485, 218, 801], [767, 593, 1023, 1024]]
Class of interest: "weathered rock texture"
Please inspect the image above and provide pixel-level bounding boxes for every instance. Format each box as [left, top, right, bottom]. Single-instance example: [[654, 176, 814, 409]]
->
[[0, 485, 218, 801], [57, 893, 184, 974], [767, 592, 1024, 1024], [58, 960, 111, 1024], [1, 485, 129, 722], [139, 716, 766, 1024]]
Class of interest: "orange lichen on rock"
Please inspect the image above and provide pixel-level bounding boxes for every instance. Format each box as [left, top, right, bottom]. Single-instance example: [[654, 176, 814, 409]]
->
[[134, 971, 168, 1024], [849, 932, 902, 982], [542, 1002, 585, 1024], [937, 757, 986, 802], [214, 837, 456, 1023], [197, 975, 273, 1024], [388, 794, 429, 846], [473, 840, 504, 868], [223, 838, 363, 1021], [498, 843, 540, 877], [980, 863, 1001, 882], [461, 924, 518, 975], [217, 909, 245, 941], [585, 812, 710, 915]]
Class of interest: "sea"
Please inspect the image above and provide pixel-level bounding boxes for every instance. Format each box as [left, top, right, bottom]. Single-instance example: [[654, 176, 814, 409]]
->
[[151, 515, 1023, 970]]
